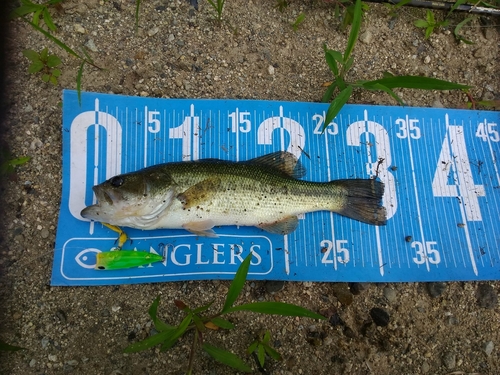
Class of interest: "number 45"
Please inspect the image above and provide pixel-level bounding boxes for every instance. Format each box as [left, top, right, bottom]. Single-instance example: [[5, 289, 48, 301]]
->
[[476, 121, 499, 142]]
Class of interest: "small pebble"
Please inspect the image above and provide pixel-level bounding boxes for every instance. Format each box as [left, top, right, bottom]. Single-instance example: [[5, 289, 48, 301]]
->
[[264, 280, 284, 293], [41, 337, 50, 349], [476, 284, 498, 309], [85, 38, 98, 52], [426, 282, 446, 298], [148, 27, 160, 37], [331, 283, 353, 306], [370, 307, 390, 327], [74, 24, 86, 34], [442, 351, 456, 369], [383, 287, 397, 303], [348, 282, 369, 295], [483, 341, 494, 356], [48, 354, 58, 362], [267, 65, 275, 75], [359, 30, 372, 44], [29, 359, 36, 367], [421, 360, 430, 373], [41, 228, 50, 239], [424, 55, 431, 64]]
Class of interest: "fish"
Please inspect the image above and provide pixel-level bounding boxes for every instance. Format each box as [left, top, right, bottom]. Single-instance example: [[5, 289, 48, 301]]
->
[[81, 151, 386, 237], [95, 248, 165, 270]]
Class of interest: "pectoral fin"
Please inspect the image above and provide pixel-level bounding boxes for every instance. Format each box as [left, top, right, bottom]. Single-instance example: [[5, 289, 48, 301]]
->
[[183, 220, 218, 237], [177, 177, 222, 209], [258, 216, 299, 235]]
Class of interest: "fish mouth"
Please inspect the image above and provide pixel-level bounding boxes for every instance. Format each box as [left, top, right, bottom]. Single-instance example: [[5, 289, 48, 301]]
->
[[92, 185, 116, 206]]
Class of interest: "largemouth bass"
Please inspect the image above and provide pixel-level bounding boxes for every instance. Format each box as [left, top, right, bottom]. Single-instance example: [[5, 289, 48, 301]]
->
[[81, 152, 386, 237]]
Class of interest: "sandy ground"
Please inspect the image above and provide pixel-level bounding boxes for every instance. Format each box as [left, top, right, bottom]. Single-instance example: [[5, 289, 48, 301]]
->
[[1, 0, 499, 374]]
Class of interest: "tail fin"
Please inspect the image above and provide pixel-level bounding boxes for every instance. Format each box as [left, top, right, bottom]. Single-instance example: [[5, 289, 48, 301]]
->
[[334, 179, 387, 226]]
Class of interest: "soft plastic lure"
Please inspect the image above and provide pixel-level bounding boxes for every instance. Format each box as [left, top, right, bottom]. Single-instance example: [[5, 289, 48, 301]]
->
[[95, 246, 166, 270]]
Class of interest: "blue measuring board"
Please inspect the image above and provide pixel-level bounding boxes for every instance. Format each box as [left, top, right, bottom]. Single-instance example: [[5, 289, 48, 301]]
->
[[52, 90, 500, 286]]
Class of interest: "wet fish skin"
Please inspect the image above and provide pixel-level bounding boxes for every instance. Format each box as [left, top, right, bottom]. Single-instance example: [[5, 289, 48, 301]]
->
[[81, 152, 386, 236]]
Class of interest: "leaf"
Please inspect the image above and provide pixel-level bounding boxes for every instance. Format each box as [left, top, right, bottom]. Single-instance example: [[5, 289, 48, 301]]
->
[[7, 156, 30, 166], [448, 0, 468, 16], [52, 69, 61, 77], [46, 54, 61, 68], [20, 16, 83, 60], [49, 75, 57, 85], [22, 49, 39, 62], [0, 339, 24, 351], [40, 47, 48, 62], [147, 296, 173, 332], [426, 10, 435, 24], [123, 326, 176, 353], [41, 73, 50, 82], [324, 85, 353, 131], [424, 26, 434, 39], [27, 61, 44, 73], [221, 252, 252, 313], [192, 314, 206, 332], [204, 321, 219, 330], [224, 302, 326, 320], [135, 0, 141, 31], [42, 8, 56, 31], [76, 60, 85, 106], [210, 317, 234, 329], [174, 300, 189, 311], [192, 300, 215, 314], [454, 16, 474, 44], [159, 314, 192, 351], [257, 343, 265, 366], [202, 343, 253, 372], [263, 343, 282, 361], [9, 4, 40, 20], [32, 8, 42, 26], [263, 330, 270, 344], [344, 0, 362, 61], [321, 81, 338, 103], [323, 45, 339, 76], [362, 75, 470, 90], [247, 340, 258, 354], [414, 19, 428, 28]]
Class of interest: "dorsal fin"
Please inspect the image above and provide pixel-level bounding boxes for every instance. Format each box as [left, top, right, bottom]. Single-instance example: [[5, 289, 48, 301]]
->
[[248, 152, 306, 179]]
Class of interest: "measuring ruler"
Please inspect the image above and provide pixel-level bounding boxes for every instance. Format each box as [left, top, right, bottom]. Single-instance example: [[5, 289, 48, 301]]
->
[[52, 90, 500, 286]]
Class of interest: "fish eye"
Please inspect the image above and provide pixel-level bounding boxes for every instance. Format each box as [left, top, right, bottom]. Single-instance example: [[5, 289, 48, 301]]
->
[[97, 266, 105, 270], [110, 176, 124, 187]]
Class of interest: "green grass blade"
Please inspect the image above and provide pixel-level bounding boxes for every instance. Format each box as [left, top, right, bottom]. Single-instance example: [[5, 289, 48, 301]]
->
[[0, 339, 25, 351], [323, 45, 340, 76], [9, 4, 40, 19], [364, 76, 470, 90], [160, 314, 192, 351], [135, 0, 141, 31], [42, 8, 56, 31], [263, 343, 282, 361], [221, 253, 252, 313], [224, 302, 326, 320], [210, 317, 235, 329], [247, 340, 258, 354], [448, 0, 468, 16], [123, 326, 176, 353], [76, 61, 85, 106], [202, 343, 253, 372], [21, 16, 83, 60], [454, 16, 474, 44], [147, 296, 173, 332], [257, 343, 265, 366], [321, 81, 338, 103], [343, 0, 362, 61], [324, 85, 353, 131], [192, 300, 215, 314]]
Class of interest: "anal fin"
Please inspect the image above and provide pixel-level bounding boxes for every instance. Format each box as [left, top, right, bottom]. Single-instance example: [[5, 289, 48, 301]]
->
[[183, 220, 218, 237], [258, 216, 299, 235]]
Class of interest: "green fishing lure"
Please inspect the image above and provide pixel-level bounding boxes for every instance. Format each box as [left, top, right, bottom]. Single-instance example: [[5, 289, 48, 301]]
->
[[95, 247, 165, 270]]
